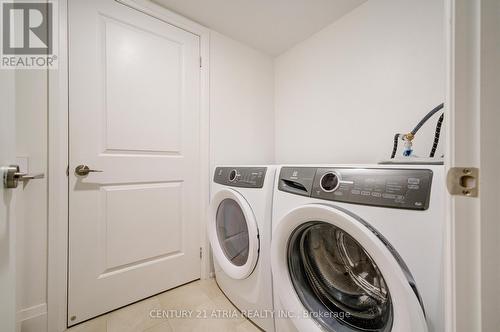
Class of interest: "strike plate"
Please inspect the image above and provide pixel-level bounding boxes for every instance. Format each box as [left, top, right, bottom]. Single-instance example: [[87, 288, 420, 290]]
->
[[446, 167, 479, 197]]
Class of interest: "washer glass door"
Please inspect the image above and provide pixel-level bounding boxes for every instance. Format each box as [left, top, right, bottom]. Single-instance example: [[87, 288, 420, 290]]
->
[[288, 221, 393, 332], [216, 198, 250, 266], [209, 188, 259, 279]]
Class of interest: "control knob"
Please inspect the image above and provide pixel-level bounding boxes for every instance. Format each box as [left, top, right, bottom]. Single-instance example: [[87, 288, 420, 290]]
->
[[228, 169, 239, 182], [320, 172, 341, 192]]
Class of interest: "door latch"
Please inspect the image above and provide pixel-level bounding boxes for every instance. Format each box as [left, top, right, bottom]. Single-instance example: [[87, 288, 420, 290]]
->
[[446, 167, 478, 197], [2, 165, 45, 189]]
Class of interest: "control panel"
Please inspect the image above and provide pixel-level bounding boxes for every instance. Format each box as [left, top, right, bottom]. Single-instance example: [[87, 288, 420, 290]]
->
[[279, 167, 433, 210], [214, 167, 267, 188]]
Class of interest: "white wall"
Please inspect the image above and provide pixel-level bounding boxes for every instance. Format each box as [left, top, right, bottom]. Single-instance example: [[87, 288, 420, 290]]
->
[[210, 31, 275, 166], [274, 0, 445, 164]]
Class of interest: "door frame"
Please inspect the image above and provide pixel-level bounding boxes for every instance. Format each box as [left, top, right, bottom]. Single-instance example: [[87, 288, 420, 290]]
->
[[443, 0, 457, 331], [442, 0, 499, 331], [0, 65, 17, 332], [47, 1, 211, 330], [444, 0, 478, 330]]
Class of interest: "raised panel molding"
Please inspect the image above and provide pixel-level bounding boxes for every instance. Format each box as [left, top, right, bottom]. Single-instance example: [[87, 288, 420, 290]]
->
[[101, 15, 184, 154], [100, 182, 184, 273]]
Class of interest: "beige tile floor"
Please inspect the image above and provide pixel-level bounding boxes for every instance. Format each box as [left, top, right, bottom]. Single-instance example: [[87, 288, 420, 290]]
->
[[66, 279, 261, 332]]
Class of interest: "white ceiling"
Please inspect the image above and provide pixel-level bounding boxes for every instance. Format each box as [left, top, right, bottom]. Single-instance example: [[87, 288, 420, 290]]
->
[[152, 0, 367, 56]]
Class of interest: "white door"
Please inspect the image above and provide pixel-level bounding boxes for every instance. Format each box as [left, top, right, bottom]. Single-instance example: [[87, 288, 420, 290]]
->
[[68, 0, 201, 325], [447, 0, 500, 331], [0, 72, 16, 331]]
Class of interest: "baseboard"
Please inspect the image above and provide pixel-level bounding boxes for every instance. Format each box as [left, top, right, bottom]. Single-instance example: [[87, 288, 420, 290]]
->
[[17, 303, 47, 332]]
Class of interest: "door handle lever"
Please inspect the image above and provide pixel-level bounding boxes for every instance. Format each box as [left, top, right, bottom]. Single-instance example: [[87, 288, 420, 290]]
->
[[75, 165, 103, 176], [2, 165, 45, 189], [18, 173, 45, 180]]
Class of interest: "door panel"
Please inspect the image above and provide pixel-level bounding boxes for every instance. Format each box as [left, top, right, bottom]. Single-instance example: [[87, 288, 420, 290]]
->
[[104, 16, 182, 154], [102, 182, 183, 270], [68, 0, 201, 325]]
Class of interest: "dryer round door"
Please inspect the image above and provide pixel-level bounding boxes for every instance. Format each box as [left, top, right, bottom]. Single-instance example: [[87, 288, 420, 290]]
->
[[271, 204, 428, 332], [209, 188, 259, 280]]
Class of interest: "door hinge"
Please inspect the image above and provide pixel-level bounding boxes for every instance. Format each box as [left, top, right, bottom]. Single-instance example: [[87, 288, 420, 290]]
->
[[446, 167, 479, 197], [66, 165, 69, 177], [200, 247, 203, 259], [199, 57, 202, 68]]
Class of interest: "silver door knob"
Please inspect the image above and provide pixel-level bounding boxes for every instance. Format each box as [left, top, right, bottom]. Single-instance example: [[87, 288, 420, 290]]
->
[[2, 165, 45, 189], [75, 165, 103, 176]]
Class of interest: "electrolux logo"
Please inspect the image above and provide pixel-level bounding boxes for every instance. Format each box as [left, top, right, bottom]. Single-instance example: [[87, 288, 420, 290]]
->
[[0, 0, 58, 69]]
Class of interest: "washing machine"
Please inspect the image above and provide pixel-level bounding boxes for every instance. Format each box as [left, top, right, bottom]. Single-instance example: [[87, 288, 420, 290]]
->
[[271, 165, 445, 332], [209, 166, 276, 331]]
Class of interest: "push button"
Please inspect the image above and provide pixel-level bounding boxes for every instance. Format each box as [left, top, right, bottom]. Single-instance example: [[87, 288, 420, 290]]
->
[[408, 178, 420, 185]]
